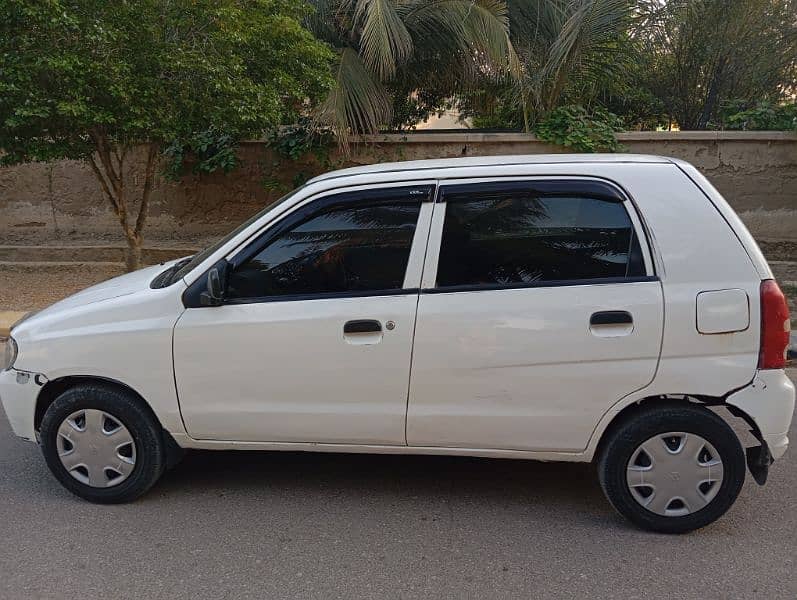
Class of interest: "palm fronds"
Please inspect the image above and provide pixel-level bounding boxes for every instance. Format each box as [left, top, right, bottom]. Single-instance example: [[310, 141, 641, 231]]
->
[[307, 0, 518, 138], [316, 47, 393, 144], [356, 0, 413, 79]]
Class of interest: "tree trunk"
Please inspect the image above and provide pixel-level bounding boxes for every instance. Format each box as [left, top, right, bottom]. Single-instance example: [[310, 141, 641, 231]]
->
[[124, 233, 143, 272], [697, 56, 727, 130], [521, 90, 531, 134], [87, 135, 158, 272]]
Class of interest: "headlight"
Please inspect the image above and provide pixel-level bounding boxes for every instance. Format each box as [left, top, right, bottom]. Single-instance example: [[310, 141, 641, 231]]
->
[[1, 337, 18, 371]]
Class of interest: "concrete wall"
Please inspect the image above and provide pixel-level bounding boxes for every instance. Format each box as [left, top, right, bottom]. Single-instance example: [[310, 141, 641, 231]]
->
[[1, 131, 795, 245]]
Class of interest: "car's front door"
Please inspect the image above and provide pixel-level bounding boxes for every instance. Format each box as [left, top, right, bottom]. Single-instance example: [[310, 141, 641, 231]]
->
[[173, 183, 435, 444], [407, 178, 664, 453]]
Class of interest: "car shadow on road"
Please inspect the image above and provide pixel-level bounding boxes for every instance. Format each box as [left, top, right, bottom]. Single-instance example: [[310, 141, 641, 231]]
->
[[156, 449, 622, 528]]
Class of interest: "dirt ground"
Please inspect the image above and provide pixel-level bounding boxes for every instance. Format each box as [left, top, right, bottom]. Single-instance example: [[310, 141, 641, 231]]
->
[[0, 264, 125, 312]]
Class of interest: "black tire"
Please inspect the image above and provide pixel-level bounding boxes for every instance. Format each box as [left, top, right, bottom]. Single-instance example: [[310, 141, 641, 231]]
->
[[40, 383, 166, 503], [597, 403, 746, 534]]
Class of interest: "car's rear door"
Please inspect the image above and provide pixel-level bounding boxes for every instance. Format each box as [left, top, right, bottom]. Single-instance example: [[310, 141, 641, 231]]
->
[[174, 183, 435, 444], [407, 178, 664, 452]]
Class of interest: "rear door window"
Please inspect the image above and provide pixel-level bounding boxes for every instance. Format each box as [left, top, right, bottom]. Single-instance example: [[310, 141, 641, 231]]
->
[[436, 181, 646, 288]]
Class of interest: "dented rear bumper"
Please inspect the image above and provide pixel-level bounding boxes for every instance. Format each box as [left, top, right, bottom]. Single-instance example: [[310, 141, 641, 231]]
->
[[726, 370, 795, 462]]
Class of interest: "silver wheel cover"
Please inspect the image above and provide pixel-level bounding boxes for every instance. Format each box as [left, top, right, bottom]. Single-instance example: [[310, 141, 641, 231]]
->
[[56, 409, 137, 488], [626, 431, 724, 517]]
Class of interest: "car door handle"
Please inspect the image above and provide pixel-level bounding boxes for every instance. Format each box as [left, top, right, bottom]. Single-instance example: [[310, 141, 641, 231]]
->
[[344, 319, 382, 334], [590, 311, 633, 326]]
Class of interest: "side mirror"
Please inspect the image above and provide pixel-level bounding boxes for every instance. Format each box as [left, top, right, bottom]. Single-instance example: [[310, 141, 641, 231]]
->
[[200, 260, 228, 307]]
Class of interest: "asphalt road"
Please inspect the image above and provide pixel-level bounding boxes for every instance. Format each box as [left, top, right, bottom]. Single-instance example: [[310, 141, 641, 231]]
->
[[1, 375, 795, 600]]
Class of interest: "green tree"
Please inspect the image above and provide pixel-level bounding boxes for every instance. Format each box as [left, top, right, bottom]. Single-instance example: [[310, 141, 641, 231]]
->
[[0, 0, 333, 270], [305, 0, 519, 142], [457, 0, 635, 131], [720, 101, 797, 131], [635, 0, 797, 130], [513, 0, 634, 122]]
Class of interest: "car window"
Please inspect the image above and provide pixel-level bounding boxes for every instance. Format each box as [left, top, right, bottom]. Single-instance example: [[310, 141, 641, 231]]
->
[[162, 186, 308, 287], [226, 186, 429, 300], [436, 183, 645, 288]]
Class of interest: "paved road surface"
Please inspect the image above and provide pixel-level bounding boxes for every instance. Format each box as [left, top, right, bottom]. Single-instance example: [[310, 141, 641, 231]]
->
[[1, 374, 795, 599]]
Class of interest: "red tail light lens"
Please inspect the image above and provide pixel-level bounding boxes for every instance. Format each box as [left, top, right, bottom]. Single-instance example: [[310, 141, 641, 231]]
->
[[759, 280, 791, 369]]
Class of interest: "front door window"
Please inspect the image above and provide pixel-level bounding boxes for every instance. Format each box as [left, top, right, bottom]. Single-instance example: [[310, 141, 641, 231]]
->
[[226, 186, 430, 301]]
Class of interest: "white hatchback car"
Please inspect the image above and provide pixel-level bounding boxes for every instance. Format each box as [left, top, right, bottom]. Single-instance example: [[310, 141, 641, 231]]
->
[[1, 155, 793, 533]]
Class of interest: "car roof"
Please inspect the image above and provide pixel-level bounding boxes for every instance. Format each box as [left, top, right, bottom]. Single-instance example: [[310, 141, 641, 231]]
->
[[307, 154, 674, 184]]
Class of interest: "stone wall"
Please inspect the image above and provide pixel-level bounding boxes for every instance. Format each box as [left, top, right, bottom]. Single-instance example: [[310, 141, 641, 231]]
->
[[1, 131, 795, 245]]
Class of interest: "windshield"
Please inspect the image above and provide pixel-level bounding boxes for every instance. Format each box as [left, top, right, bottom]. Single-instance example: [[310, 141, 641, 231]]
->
[[153, 186, 306, 287]]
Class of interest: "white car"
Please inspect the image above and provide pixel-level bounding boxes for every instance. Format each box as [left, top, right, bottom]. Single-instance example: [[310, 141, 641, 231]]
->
[[1, 155, 793, 533]]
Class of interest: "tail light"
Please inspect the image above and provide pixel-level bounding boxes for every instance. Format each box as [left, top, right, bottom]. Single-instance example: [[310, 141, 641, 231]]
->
[[759, 280, 791, 369]]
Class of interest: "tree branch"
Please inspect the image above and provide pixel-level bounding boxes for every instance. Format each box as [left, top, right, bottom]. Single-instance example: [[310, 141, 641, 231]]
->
[[89, 128, 121, 193], [134, 143, 159, 238], [115, 144, 129, 190], [87, 154, 121, 215], [91, 142, 130, 236]]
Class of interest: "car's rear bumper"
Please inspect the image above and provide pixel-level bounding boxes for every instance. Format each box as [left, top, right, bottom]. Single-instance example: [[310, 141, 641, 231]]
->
[[0, 369, 40, 442], [726, 369, 795, 460]]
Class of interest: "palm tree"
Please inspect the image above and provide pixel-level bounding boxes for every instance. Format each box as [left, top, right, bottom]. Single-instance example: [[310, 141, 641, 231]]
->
[[510, 0, 634, 125], [305, 0, 520, 142], [458, 0, 634, 131]]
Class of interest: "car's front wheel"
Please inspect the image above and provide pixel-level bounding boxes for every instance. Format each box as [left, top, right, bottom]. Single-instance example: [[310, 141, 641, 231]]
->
[[40, 383, 166, 503], [598, 403, 746, 533]]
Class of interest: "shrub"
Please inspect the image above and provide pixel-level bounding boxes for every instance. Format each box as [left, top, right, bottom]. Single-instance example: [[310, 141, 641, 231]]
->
[[533, 106, 625, 153]]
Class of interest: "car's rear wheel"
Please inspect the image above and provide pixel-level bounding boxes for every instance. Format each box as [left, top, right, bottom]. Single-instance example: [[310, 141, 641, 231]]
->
[[598, 404, 746, 533], [40, 383, 166, 503]]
